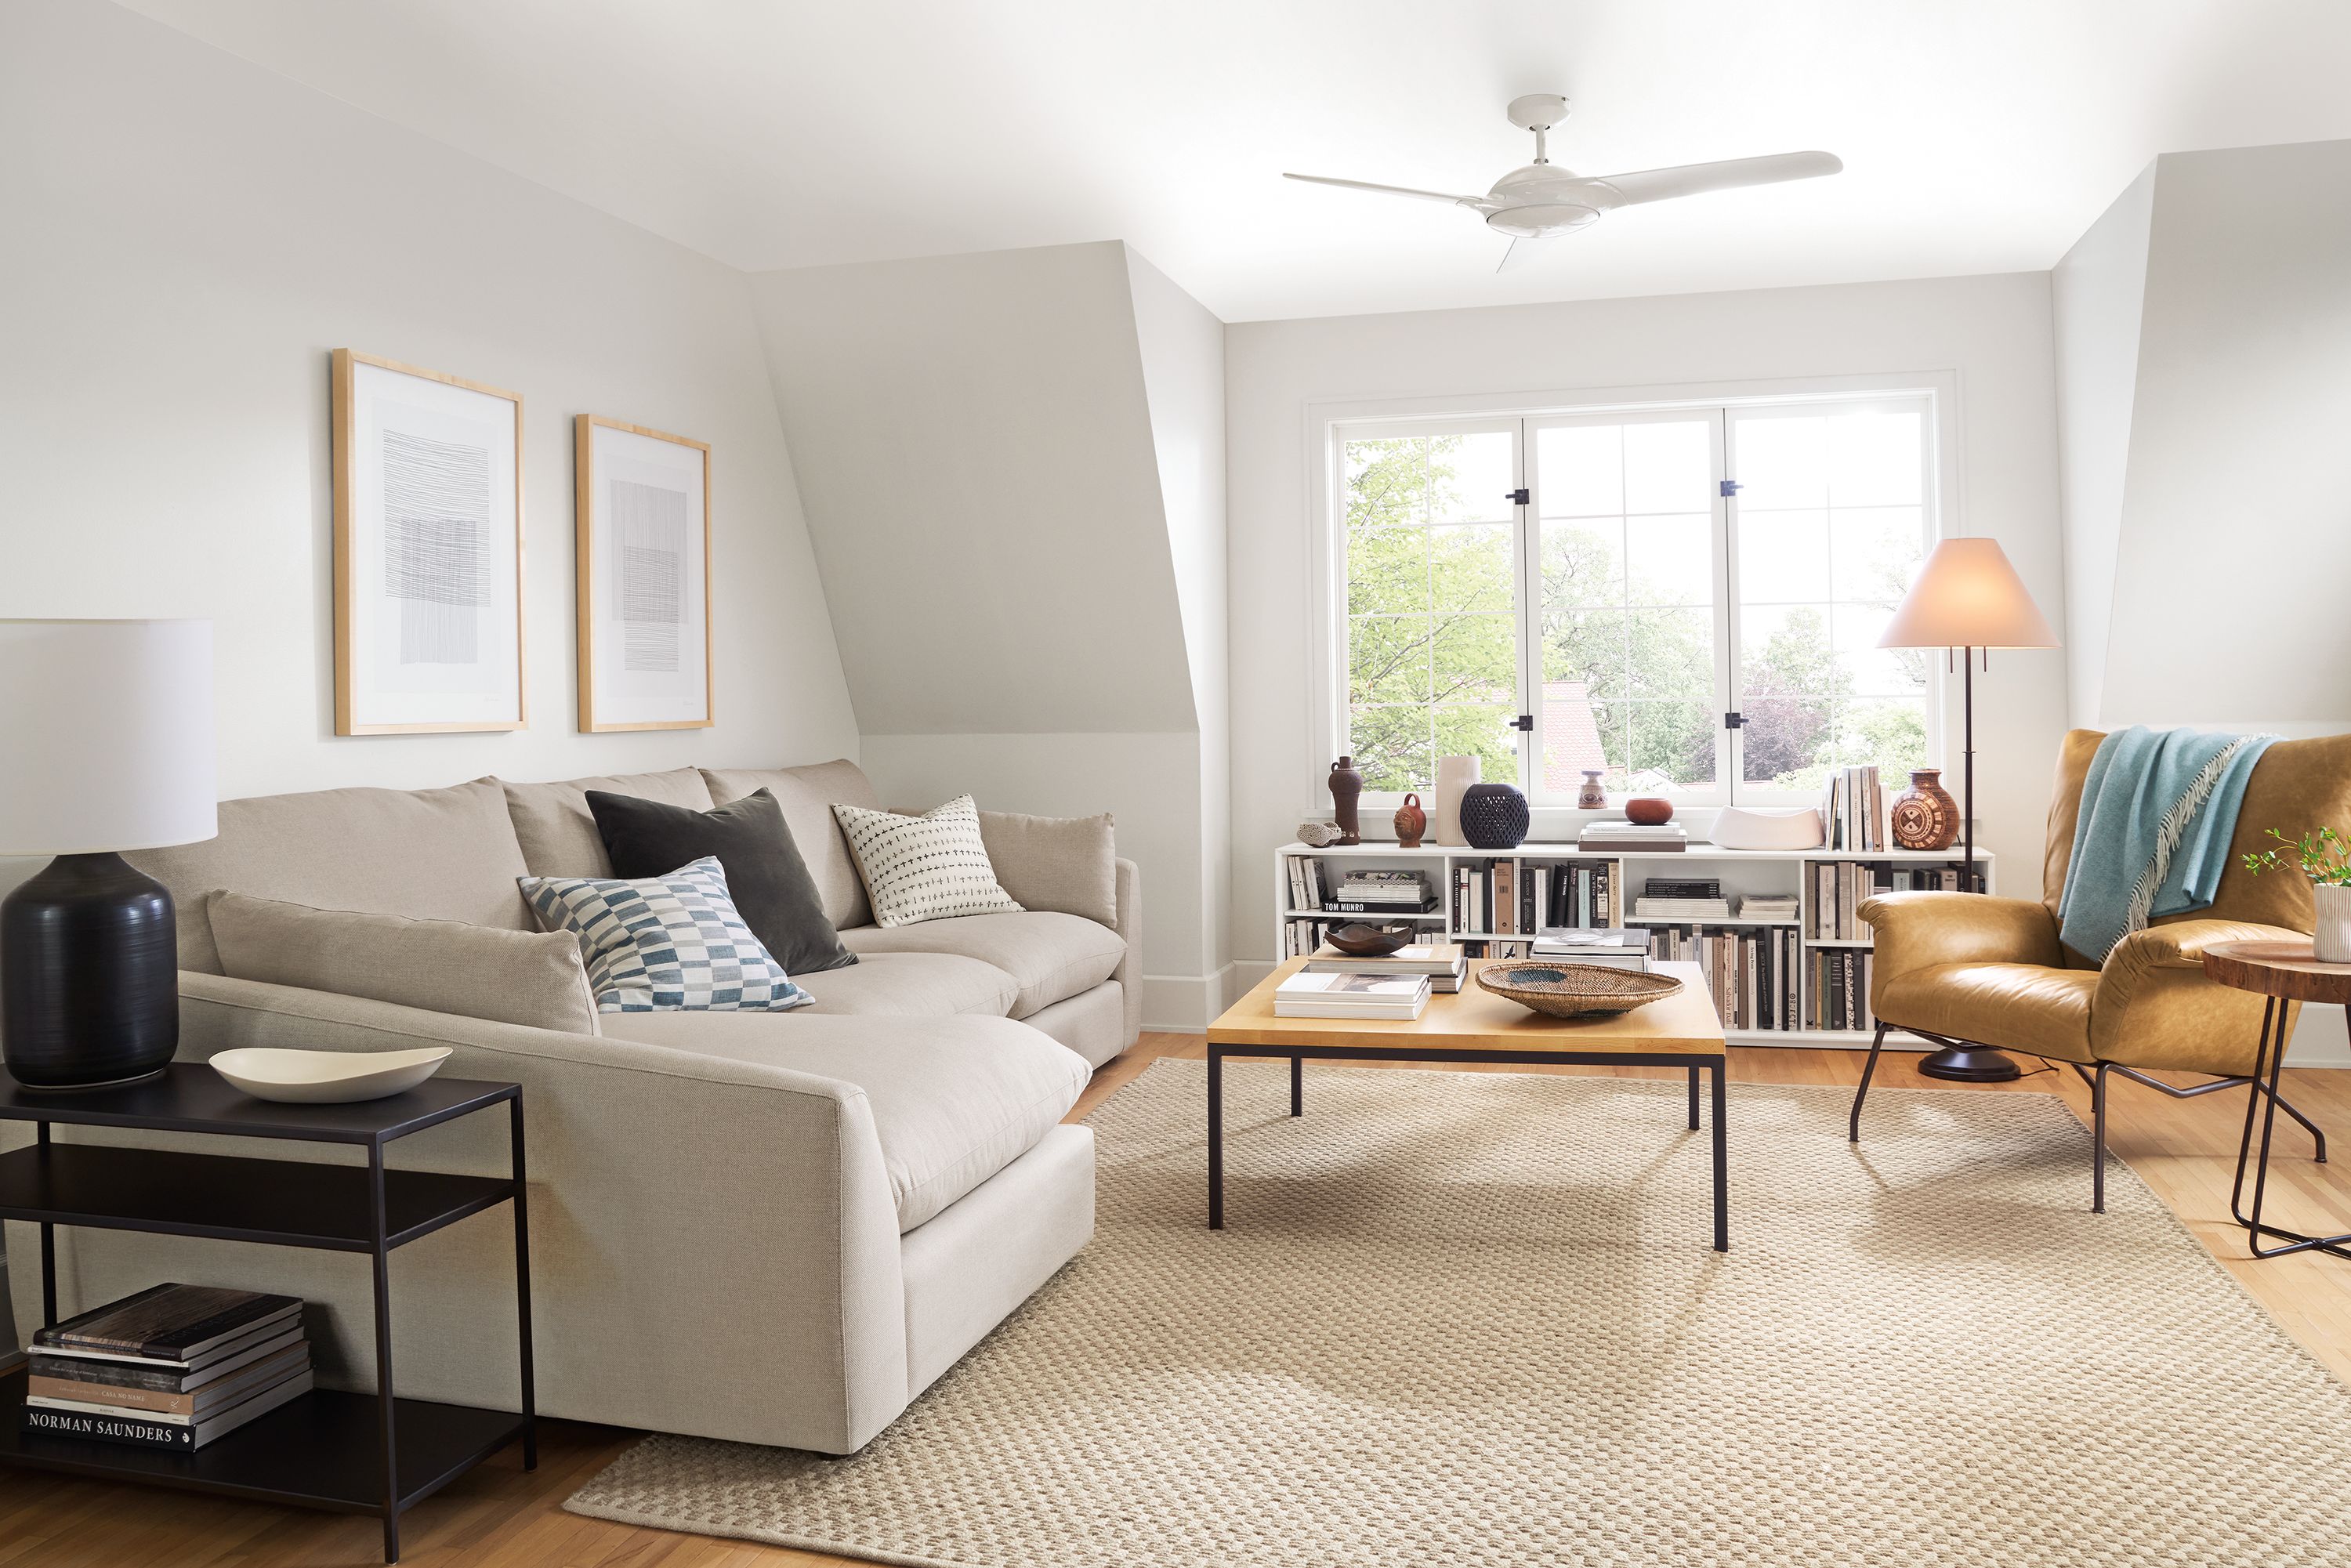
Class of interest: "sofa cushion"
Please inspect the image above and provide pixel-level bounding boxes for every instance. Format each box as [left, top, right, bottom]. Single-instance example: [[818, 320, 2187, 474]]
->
[[596, 1010, 1089, 1230], [209, 892, 600, 1035], [502, 766, 715, 878], [792, 952, 1019, 1019], [128, 777, 533, 974], [978, 810, 1117, 926], [589, 788, 855, 976], [520, 857, 812, 1014], [834, 795, 1023, 929], [842, 911, 1124, 1020], [703, 761, 882, 930]]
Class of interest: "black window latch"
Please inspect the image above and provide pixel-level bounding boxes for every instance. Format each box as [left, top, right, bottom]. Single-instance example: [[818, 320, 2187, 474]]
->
[[1508, 714, 1534, 732], [1724, 711, 1744, 729], [1506, 487, 1531, 505]]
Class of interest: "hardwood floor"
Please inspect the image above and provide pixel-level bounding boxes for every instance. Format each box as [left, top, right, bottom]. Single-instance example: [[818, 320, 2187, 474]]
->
[[6, 1031, 2351, 1566]]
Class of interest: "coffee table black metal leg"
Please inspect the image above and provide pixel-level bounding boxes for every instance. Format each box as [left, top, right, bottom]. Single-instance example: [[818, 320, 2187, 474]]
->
[[1208, 1047, 1224, 1229], [1687, 1067, 1700, 1131], [509, 1096, 537, 1471], [368, 1143, 400, 1563], [1711, 1060, 1729, 1252], [1291, 1054, 1303, 1117]]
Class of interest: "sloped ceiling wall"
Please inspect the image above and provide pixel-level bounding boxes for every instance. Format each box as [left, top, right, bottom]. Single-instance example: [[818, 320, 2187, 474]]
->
[[2058, 139, 2351, 730], [746, 241, 1194, 737]]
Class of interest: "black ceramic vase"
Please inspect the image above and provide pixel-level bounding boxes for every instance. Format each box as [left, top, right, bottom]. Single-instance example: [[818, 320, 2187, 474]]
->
[[1458, 783, 1530, 849], [0, 852, 179, 1090]]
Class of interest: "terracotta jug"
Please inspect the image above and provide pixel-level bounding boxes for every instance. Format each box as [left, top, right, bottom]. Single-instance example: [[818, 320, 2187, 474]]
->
[[1329, 757, 1364, 846], [1890, 768, 1960, 851], [1393, 792, 1426, 849]]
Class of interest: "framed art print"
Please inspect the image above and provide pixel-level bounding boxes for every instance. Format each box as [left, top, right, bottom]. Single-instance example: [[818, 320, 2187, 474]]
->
[[574, 415, 713, 731], [331, 349, 525, 734]]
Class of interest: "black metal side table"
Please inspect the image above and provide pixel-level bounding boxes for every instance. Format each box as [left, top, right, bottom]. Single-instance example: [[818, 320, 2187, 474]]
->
[[2204, 939, 2351, 1262], [0, 1064, 534, 1563]]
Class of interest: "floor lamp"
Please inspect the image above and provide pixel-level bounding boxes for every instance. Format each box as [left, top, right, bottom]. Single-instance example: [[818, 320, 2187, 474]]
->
[[1877, 538, 2059, 1083]]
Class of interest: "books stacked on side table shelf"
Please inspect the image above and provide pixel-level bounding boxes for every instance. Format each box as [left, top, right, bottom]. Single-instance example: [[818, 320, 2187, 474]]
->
[[1531, 928, 1653, 972], [1305, 940, 1465, 993], [22, 1284, 313, 1451], [1274, 969, 1431, 1020]]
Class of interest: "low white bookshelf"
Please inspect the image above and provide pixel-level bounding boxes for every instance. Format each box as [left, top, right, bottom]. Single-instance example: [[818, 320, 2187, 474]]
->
[[1273, 839, 1994, 1051]]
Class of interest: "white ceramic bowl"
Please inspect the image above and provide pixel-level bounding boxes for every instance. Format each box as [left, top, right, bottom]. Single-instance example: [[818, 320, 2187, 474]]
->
[[209, 1046, 452, 1104], [1708, 805, 1828, 852]]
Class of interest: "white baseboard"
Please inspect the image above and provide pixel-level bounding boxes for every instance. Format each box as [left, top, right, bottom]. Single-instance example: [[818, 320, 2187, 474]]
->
[[1140, 965, 1241, 1033]]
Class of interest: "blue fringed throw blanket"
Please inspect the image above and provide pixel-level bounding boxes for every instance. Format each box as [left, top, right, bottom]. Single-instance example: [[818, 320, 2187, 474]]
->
[[2056, 726, 2275, 962]]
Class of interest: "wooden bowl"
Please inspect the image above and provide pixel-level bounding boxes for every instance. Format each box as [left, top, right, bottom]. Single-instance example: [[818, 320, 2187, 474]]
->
[[1475, 961, 1683, 1019], [1325, 922, 1418, 957]]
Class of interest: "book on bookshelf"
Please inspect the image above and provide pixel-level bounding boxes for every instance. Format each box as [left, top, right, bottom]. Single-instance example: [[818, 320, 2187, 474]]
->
[[1531, 927, 1651, 971]]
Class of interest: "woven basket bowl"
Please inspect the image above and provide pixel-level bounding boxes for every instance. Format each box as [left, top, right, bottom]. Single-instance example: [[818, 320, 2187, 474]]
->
[[1475, 961, 1685, 1019]]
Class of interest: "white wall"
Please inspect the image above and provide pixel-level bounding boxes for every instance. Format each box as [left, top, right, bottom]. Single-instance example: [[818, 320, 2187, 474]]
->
[[0, 0, 857, 836], [1125, 249, 1235, 1016], [748, 242, 1233, 1019], [2092, 140, 2351, 732], [1226, 273, 2069, 985], [2051, 165, 2156, 729]]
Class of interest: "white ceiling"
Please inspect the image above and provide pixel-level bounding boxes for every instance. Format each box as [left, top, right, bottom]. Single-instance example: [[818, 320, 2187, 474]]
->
[[123, 0, 2351, 322]]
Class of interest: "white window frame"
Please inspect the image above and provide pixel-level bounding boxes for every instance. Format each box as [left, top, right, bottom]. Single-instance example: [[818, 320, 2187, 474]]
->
[[1306, 373, 1957, 830]]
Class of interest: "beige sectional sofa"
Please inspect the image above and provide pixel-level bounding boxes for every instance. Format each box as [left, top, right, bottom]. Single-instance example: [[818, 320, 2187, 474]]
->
[[1, 760, 1136, 1454]]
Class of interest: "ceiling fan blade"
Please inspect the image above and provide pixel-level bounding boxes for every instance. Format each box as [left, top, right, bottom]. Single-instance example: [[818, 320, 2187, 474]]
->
[[1283, 172, 1490, 208], [1592, 151, 1842, 207], [1496, 234, 1555, 273]]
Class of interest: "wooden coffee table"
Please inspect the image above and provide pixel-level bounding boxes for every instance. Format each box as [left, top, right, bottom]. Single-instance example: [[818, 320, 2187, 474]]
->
[[1204, 958, 1730, 1250]]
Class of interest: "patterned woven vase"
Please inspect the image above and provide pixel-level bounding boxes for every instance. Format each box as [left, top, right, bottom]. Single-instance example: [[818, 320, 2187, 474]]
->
[[1890, 769, 1960, 852]]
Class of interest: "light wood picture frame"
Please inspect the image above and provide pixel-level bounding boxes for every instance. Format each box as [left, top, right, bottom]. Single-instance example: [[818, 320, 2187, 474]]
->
[[574, 415, 714, 731], [331, 349, 527, 735]]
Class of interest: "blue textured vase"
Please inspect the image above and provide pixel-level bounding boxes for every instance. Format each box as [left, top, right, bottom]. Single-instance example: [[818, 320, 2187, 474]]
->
[[1458, 783, 1530, 849]]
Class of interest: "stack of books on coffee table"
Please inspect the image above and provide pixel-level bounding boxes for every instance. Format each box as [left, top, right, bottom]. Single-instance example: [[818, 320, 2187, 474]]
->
[[1531, 928, 1654, 971], [1304, 940, 1466, 993], [22, 1283, 313, 1450], [1274, 969, 1432, 1019]]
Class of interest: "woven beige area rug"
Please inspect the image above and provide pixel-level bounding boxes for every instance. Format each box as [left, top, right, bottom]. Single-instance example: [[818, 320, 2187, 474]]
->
[[567, 1060, 2351, 1566]]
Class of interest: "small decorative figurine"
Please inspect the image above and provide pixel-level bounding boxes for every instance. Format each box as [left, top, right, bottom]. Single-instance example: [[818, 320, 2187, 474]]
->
[[1393, 792, 1426, 849], [1578, 769, 1607, 810], [1625, 797, 1674, 826], [1328, 756, 1364, 846], [1297, 820, 1342, 848]]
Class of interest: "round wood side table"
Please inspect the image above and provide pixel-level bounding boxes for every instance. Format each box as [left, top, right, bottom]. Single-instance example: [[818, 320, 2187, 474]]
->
[[2203, 939, 2351, 1261]]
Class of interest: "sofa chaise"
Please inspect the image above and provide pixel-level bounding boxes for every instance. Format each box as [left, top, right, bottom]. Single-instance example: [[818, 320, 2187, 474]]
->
[[0, 760, 1136, 1454]]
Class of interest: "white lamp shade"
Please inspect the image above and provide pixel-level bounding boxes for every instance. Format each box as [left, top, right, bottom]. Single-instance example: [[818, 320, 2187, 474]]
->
[[0, 619, 218, 855], [1877, 538, 2059, 651]]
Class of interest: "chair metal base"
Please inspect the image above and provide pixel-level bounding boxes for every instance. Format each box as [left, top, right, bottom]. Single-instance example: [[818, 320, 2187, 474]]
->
[[1849, 1021, 2327, 1214]]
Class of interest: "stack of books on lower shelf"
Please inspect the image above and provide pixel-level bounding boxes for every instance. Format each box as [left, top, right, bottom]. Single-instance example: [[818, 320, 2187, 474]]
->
[[1531, 928, 1652, 972], [1632, 878, 1730, 920], [1322, 869, 1436, 914], [1304, 940, 1465, 993], [1274, 969, 1431, 1019], [22, 1284, 313, 1451]]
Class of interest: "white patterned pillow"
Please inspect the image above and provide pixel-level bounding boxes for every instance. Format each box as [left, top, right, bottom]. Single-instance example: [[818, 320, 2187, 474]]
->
[[518, 856, 811, 1013], [832, 795, 1025, 928]]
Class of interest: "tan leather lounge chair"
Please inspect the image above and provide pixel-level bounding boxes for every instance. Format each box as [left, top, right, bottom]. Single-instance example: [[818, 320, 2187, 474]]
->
[[1850, 730, 2351, 1211]]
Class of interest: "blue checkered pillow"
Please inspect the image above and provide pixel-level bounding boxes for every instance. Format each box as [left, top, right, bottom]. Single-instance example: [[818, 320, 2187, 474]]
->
[[519, 856, 812, 1013]]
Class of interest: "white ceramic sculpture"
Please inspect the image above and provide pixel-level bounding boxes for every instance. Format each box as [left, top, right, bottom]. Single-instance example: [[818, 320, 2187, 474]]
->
[[211, 1046, 453, 1103], [1708, 805, 1828, 852], [1434, 755, 1480, 847]]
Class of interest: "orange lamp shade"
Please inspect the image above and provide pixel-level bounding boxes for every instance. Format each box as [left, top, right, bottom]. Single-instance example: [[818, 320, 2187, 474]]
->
[[1877, 538, 2059, 650]]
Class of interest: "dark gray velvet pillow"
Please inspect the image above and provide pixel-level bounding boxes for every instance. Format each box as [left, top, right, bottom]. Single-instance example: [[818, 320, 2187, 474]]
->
[[585, 788, 856, 975]]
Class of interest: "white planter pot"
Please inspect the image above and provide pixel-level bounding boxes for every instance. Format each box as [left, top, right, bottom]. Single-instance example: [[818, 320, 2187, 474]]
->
[[2315, 882, 2351, 965]]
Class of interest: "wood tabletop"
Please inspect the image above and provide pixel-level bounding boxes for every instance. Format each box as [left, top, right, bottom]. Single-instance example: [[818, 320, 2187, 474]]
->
[[2203, 940, 2351, 1004], [1208, 958, 1727, 1055]]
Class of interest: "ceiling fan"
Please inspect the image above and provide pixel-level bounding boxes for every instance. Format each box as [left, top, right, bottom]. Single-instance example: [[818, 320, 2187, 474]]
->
[[1284, 93, 1842, 273]]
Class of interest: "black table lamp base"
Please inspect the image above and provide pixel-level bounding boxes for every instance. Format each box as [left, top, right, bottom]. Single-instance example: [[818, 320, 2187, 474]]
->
[[0, 851, 179, 1091]]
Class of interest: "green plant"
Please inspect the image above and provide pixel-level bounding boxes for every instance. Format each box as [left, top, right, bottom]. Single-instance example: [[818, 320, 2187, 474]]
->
[[2243, 827, 2351, 887]]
